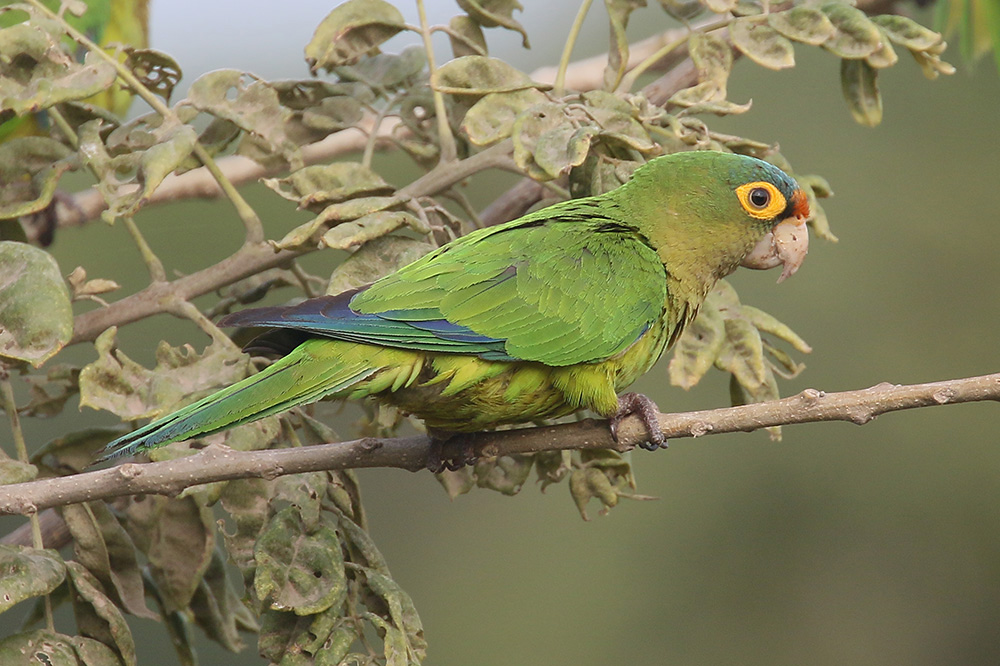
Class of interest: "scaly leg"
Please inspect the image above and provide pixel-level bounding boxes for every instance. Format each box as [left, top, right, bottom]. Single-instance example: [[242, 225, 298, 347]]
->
[[608, 392, 667, 451]]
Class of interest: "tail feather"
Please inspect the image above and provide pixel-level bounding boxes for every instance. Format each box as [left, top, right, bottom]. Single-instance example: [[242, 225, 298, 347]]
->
[[95, 340, 380, 463]]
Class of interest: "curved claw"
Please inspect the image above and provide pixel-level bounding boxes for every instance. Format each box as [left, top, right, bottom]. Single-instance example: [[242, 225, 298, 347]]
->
[[741, 218, 809, 283], [610, 392, 667, 450]]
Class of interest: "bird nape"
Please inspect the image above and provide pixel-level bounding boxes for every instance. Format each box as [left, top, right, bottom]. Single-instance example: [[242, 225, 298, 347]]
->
[[95, 150, 811, 468]]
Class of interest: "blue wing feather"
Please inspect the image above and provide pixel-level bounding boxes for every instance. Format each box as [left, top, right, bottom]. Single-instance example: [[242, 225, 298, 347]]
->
[[217, 288, 517, 360]]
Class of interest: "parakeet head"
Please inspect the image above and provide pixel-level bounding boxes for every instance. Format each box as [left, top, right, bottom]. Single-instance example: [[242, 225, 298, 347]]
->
[[618, 151, 811, 286]]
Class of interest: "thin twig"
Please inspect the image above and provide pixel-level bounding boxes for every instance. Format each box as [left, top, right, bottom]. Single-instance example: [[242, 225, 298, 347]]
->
[[417, 0, 457, 163], [554, 0, 595, 97], [2, 373, 998, 516]]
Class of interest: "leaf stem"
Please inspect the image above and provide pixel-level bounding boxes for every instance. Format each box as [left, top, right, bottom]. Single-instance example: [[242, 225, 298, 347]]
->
[[415, 0, 458, 163], [616, 17, 731, 93], [122, 217, 167, 283], [0, 366, 52, 629], [554, 0, 595, 96]]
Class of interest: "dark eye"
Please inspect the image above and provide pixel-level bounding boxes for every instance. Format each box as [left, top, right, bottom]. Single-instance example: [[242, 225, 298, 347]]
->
[[748, 187, 770, 208]]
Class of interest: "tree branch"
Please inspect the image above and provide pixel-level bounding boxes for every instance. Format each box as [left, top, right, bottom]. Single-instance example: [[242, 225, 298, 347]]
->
[[3, 372, 998, 516]]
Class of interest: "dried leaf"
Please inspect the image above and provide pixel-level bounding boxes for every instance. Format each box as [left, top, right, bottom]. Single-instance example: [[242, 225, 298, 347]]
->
[[457, 0, 529, 47], [0, 137, 75, 218], [79, 327, 251, 422], [0, 241, 72, 367], [473, 454, 534, 495], [730, 17, 796, 69], [0, 545, 65, 614], [66, 561, 136, 666], [60, 502, 156, 620], [840, 58, 882, 127], [140, 496, 215, 612], [126, 49, 183, 103], [669, 301, 726, 389], [189, 550, 250, 653], [305, 0, 407, 73], [871, 14, 944, 52]]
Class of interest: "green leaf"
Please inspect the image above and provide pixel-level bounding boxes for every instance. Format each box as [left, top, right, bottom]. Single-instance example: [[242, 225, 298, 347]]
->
[[821, 2, 883, 59], [0, 545, 65, 614], [457, 0, 529, 48], [657, 0, 704, 21], [185, 70, 301, 170], [865, 29, 899, 69], [730, 17, 796, 69], [339, 45, 426, 91], [0, 241, 72, 367], [462, 87, 548, 146], [840, 58, 882, 127], [435, 55, 537, 96], [0, 26, 117, 114], [320, 210, 428, 250], [0, 459, 37, 484], [448, 15, 488, 57], [254, 508, 347, 615], [263, 162, 394, 213], [79, 327, 252, 422], [872, 14, 943, 52], [66, 561, 136, 666], [511, 102, 568, 180], [531, 125, 596, 179], [768, 6, 836, 46], [305, 0, 407, 73], [0, 630, 79, 666], [0, 137, 75, 218], [326, 236, 434, 295]]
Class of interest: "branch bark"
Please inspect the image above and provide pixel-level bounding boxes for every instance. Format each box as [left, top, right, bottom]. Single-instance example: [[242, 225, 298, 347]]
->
[[3, 372, 998, 516]]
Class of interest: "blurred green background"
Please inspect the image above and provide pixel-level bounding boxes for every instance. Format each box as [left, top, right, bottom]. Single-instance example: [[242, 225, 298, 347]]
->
[[4, 1, 1000, 665]]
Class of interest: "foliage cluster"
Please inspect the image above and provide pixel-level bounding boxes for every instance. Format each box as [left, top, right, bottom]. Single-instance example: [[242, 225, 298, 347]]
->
[[0, 0, 954, 664]]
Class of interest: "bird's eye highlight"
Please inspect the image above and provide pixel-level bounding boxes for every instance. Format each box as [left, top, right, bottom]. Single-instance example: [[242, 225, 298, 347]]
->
[[735, 181, 786, 220], [749, 187, 770, 208]]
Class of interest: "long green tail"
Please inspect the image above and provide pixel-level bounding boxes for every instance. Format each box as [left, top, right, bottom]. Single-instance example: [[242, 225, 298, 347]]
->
[[96, 339, 380, 463]]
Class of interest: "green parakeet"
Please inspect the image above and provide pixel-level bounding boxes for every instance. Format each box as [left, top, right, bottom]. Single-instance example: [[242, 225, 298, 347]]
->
[[97, 151, 810, 464]]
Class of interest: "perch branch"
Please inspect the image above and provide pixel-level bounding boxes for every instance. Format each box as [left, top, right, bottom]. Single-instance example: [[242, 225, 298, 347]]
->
[[2, 373, 998, 515]]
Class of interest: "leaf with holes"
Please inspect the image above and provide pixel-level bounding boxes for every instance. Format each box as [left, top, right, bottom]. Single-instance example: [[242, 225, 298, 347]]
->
[[254, 508, 347, 615], [305, 0, 407, 72], [0, 546, 65, 614]]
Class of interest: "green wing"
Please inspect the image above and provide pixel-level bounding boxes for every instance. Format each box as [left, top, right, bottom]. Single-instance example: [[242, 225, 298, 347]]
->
[[351, 201, 668, 367]]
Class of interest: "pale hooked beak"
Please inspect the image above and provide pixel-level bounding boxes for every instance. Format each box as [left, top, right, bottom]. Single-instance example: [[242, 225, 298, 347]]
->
[[740, 189, 810, 283]]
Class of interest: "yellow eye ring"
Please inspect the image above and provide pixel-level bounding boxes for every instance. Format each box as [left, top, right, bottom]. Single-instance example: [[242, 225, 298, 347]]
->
[[735, 181, 787, 220]]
